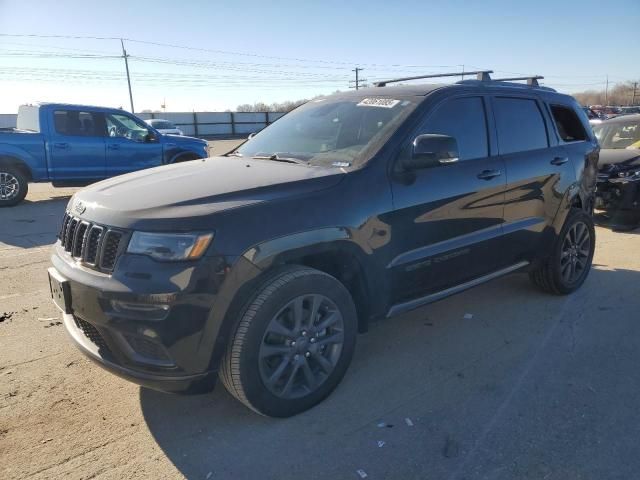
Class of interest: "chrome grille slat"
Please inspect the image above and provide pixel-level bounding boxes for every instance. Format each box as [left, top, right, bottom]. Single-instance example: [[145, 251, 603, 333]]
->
[[72, 222, 89, 258], [65, 218, 78, 252], [58, 212, 126, 273]]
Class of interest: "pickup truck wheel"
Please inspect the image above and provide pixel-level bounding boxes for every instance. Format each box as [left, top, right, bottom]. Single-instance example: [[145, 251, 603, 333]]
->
[[529, 209, 595, 295], [0, 167, 28, 207], [220, 266, 357, 417]]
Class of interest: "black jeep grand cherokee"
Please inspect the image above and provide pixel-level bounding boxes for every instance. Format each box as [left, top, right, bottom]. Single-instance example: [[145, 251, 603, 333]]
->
[[49, 72, 598, 417]]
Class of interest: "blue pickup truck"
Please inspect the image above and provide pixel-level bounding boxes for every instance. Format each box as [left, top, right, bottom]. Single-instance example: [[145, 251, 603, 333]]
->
[[0, 103, 210, 206]]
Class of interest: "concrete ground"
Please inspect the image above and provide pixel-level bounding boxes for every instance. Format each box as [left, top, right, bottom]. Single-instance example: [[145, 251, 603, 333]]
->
[[1, 153, 639, 479]]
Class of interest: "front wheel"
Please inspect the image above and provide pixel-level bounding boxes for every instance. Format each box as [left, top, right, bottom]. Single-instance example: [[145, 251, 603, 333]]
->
[[529, 209, 596, 294], [0, 167, 28, 207], [220, 266, 357, 417]]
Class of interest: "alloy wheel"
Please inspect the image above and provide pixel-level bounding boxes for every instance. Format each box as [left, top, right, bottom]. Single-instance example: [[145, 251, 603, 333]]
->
[[560, 221, 591, 284], [258, 294, 345, 399], [0, 172, 19, 201]]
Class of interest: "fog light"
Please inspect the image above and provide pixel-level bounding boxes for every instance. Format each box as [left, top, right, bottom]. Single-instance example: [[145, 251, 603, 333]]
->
[[111, 300, 170, 321]]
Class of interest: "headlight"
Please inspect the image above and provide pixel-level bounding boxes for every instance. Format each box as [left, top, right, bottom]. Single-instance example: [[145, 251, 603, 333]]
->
[[127, 232, 213, 261]]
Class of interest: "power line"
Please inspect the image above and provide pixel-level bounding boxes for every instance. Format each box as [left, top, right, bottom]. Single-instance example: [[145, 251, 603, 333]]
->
[[0, 33, 462, 69]]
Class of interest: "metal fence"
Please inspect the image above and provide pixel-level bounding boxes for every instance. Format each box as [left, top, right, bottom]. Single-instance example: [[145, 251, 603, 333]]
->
[[0, 111, 286, 137]]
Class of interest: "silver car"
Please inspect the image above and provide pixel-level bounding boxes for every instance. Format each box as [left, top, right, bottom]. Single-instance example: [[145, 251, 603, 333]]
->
[[145, 118, 184, 136]]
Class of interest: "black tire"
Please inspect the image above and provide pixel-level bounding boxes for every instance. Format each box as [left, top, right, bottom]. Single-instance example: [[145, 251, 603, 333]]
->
[[220, 266, 357, 417], [529, 209, 595, 295], [0, 166, 28, 207]]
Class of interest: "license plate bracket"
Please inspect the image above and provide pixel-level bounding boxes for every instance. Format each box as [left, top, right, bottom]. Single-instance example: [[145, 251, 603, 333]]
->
[[48, 268, 72, 314]]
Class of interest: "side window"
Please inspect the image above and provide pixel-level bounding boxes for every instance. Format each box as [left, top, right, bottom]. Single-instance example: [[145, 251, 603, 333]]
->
[[550, 105, 588, 142], [493, 98, 548, 154], [54, 110, 103, 137], [105, 113, 151, 142], [421, 97, 488, 161]]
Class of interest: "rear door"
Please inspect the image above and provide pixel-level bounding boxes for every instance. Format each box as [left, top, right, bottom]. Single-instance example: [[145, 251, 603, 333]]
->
[[48, 109, 106, 181], [387, 95, 507, 305], [105, 112, 163, 177], [492, 96, 576, 264]]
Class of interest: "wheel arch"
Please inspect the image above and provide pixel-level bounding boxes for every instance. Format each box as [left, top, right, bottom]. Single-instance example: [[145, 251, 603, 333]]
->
[[169, 151, 202, 164], [0, 152, 34, 181], [207, 236, 379, 369], [552, 183, 593, 234]]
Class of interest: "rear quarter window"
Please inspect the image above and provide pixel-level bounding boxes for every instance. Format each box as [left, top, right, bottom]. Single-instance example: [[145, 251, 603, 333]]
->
[[550, 105, 588, 142]]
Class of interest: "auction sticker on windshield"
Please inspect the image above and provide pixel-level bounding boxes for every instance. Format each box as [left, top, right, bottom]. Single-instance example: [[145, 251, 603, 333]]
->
[[357, 98, 401, 108]]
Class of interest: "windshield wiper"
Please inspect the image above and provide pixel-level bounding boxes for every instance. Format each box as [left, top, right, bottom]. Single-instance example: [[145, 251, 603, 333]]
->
[[252, 153, 307, 165]]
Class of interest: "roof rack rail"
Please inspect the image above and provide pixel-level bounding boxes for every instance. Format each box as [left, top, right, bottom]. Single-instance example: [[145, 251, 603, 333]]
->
[[492, 75, 544, 86], [374, 70, 493, 87]]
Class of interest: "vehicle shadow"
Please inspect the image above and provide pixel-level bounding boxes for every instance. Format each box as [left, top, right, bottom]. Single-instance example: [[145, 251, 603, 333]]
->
[[594, 212, 640, 233], [139, 266, 640, 479], [0, 196, 70, 248]]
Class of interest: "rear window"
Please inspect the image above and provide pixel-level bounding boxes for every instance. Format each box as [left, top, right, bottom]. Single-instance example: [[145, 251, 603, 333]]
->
[[16, 105, 40, 132], [493, 97, 548, 155], [550, 105, 588, 142], [54, 111, 103, 137]]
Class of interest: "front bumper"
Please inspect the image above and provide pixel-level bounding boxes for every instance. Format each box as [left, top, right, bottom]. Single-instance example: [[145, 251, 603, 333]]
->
[[595, 176, 640, 212], [50, 242, 235, 393], [61, 311, 215, 393]]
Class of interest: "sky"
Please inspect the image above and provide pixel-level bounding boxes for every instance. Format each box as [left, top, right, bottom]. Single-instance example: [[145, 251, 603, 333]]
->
[[0, 0, 639, 113]]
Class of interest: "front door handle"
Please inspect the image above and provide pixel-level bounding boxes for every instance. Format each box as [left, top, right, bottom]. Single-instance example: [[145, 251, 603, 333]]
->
[[53, 142, 68, 149], [107, 144, 120, 150], [477, 169, 502, 180], [551, 156, 569, 166]]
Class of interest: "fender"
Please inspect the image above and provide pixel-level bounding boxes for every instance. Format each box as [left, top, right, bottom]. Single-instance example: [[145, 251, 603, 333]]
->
[[202, 227, 385, 371], [0, 143, 39, 180], [551, 181, 587, 234]]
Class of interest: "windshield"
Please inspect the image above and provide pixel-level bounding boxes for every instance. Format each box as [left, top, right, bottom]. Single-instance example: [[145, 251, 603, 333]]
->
[[151, 120, 175, 129], [234, 96, 419, 168], [593, 120, 640, 149]]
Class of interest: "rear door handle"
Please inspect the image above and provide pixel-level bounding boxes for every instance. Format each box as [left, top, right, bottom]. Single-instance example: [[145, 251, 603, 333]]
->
[[551, 156, 569, 166], [107, 144, 120, 150], [53, 142, 69, 149], [477, 169, 502, 180]]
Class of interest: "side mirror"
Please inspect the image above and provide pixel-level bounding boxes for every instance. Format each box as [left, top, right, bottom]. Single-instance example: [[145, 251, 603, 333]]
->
[[404, 134, 459, 170], [145, 132, 158, 143]]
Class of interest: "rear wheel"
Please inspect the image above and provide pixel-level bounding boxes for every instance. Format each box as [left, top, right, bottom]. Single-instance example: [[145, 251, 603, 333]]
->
[[220, 266, 357, 417], [0, 166, 28, 207], [529, 209, 595, 294]]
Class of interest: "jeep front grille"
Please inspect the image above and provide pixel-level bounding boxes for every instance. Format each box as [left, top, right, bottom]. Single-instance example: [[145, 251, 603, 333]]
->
[[58, 212, 127, 272]]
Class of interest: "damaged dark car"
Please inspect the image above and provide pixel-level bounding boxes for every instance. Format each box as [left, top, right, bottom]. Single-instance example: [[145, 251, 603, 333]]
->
[[593, 114, 640, 229]]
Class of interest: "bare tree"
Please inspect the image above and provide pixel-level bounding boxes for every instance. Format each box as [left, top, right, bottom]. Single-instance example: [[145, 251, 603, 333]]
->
[[573, 81, 639, 106]]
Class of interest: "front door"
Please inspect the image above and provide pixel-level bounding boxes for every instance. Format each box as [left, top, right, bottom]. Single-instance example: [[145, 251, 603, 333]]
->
[[387, 95, 506, 305], [104, 113, 163, 177], [48, 109, 106, 181]]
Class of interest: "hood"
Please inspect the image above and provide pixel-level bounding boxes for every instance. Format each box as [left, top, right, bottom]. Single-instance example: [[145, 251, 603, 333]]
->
[[71, 156, 345, 229], [597, 149, 640, 168], [161, 133, 205, 145]]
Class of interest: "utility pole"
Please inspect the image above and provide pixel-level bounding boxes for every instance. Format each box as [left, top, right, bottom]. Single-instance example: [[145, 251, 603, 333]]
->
[[604, 74, 609, 106], [632, 82, 638, 106], [350, 67, 366, 90], [460, 64, 465, 81], [121, 39, 135, 113]]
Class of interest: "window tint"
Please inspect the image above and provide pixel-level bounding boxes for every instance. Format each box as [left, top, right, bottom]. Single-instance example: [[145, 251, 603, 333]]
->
[[422, 97, 488, 160], [550, 105, 588, 142], [493, 98, 548, 154], [54, 110, 103, 137]]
